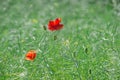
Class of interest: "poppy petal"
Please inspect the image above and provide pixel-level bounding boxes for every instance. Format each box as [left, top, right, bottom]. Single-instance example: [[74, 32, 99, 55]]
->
[[48, 18, 64, 31], [48, 20, 54, 27], [25, 50, 36, 61], [56, 24, 63, 30], [54, 18, 61, 25]]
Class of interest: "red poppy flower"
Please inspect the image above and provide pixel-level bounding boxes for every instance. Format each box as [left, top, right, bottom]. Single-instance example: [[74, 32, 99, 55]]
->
[[25, 50, 36, 61], [48, 18, 64, 31]]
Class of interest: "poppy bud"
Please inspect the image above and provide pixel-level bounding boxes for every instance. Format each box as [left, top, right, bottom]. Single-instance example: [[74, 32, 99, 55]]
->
[[43, 25, 47, 31], [85, 47, 88, 54], [54, 35, 57, 40]]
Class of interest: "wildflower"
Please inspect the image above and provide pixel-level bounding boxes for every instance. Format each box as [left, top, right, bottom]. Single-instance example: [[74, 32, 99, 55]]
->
[[32, 19, 38, 23], [19, 71, 27, 77], [48, 18, 63, 31], [63, 40, 70, 46], [25, 50, 36, 61]]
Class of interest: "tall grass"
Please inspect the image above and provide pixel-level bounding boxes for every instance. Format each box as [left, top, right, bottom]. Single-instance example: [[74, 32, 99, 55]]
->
[[0, 0, 120, 80]]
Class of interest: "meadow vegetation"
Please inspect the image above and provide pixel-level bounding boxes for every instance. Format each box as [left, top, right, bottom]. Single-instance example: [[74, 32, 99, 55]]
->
[[0, 0, 120, 80]]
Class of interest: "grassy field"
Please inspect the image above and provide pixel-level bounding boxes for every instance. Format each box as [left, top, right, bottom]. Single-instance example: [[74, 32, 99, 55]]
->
[[0, 0, 120, 80]]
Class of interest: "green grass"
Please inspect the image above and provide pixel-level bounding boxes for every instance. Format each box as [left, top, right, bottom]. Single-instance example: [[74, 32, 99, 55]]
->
[[0, 0, 120, 80]]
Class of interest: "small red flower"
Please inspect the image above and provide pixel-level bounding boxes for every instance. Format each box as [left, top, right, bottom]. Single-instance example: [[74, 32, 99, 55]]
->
[[25, 50, 36, 61], [48, 18, 64, 31]]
